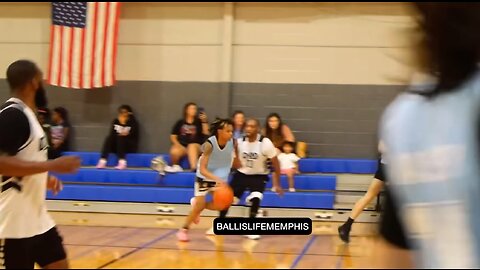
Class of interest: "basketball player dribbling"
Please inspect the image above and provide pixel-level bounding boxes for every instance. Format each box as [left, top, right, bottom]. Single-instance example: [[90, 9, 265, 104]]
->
[[177, 118, 237, 242], [207, 118, 283, 240], [0, 60, 78, 269]]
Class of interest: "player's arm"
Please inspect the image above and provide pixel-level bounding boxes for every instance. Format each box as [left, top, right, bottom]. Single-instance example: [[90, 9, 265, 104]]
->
[[0, 156, 80, 176], [199, 142, 224, 184], [232, 139, 242, 169]]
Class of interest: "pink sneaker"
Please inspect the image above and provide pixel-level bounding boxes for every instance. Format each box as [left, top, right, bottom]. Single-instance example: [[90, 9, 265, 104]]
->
[[177, 228, 189, 242], [190, 197, 200, 224], [96, 159, 107, 169], [115, 159, 127, 170]]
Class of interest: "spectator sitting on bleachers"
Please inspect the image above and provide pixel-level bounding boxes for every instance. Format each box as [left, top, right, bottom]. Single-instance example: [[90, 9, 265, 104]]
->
[[277, 142, 301, 192], [96, 105, 139, 170], [165, 102, 209, 173], [263, 113, 295, 153], [37, 107, 52, 149], [48, 107, 71, 159], [232, 110, 246, 139]]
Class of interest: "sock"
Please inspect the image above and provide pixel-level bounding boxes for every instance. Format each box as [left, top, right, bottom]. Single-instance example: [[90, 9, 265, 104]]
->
[[344, 217, 354, 229], [249, 198, 261, 218]]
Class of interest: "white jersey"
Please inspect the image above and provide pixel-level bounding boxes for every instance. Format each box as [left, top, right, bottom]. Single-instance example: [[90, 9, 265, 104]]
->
[[0, 98, 55, 239], [237, 135, 277, 175]]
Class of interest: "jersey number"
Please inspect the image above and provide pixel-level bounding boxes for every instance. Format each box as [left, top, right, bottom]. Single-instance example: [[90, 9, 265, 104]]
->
[[246, 159, 254, 168]]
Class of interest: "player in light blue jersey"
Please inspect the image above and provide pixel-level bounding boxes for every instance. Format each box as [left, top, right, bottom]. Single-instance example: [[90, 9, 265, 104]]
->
[[380, 3, 480, 268], [177, 118, 238, 242]]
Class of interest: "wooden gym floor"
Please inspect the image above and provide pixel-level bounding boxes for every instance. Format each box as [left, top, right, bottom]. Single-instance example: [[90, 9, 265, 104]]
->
[[47, 212, 414, 269]]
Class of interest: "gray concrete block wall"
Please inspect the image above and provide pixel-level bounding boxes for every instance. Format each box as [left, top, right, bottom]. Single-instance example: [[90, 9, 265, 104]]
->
[[0, 80, 402, 158]]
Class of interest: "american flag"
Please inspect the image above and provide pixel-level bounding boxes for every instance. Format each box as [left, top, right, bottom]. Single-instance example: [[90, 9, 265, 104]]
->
[[48, 2, 121, 89]]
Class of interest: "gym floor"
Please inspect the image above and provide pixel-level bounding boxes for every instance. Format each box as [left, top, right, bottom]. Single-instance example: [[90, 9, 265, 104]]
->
[[48, 212, 414, 269]]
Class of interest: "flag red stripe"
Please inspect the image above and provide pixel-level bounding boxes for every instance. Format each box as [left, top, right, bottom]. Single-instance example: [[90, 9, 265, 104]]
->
[[68, 27, 74, 88], [56, 25, 64, 87], [101, 2, 110, 87], [79, 28, 86, 89], [47, 25, 55, 84], [112, 3, 121, 83], [90, 2, 99, 89]]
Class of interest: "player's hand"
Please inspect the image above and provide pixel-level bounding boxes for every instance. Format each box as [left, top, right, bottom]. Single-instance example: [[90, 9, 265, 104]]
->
[[48, 156, 81, 174], [47, 175, 63, 196]]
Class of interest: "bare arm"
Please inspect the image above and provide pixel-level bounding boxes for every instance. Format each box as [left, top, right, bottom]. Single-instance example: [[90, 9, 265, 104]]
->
[[232, 139, 242, 169], [199, 142, 224, 183], [0, 156, 81, 176], [170, 134, 181, 146], [282, 125, 295, 142]]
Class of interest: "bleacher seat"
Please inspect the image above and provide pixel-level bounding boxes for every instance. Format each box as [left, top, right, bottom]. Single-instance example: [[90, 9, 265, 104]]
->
[[47, 184, 336, 209], [63, 151, 377, 174], [52, 169, 337, 191]]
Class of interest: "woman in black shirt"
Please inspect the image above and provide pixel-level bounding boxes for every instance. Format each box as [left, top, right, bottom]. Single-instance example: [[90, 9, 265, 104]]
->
[[96, 105, 139, 170], [165, 102, 209, 172]]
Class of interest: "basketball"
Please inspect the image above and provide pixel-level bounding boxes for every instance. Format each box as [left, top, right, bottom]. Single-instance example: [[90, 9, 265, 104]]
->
[[213, 185, 234, 210]]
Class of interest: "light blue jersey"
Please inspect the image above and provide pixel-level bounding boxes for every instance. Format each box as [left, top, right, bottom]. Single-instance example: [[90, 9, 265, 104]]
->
[[380, 72, 480, 268], [196, 136, 234, 182]]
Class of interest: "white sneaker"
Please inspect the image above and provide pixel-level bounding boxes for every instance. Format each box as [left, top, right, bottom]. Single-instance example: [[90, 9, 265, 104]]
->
[[205, 227, 215, 235], [244, 235, 261, 240], [289, 188, 296, 192], [165, 165, 184, 173]]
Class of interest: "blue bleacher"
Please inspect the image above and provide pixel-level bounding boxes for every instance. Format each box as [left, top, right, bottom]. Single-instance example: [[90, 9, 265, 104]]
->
[[55, 151, 377, 210], [47, 184, 335, 209], [52, 169, 337, 191], [63, 152, 377, 174]]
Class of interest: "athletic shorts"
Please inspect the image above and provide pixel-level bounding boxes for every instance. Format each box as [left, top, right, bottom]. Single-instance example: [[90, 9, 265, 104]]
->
[[194, 177, 217, 197], [1, 226, 67, 269], [374, 159, 387, 182], [229, 171, 268, 199], [280, 168, 295, 175]]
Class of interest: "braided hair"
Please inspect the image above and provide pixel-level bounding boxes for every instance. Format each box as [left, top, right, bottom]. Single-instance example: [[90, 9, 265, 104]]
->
[[210, 118, 234, 137]]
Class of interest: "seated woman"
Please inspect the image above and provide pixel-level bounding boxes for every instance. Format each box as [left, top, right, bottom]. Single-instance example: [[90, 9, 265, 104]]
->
[[48, 107, 71, 159], [263, 113, 295, 152], [96, 105, 139, 170], [232, 110, 246, 139], [165, 102, 209, 173]]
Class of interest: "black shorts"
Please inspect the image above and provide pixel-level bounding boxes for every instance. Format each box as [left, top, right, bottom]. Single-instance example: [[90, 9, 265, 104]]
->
[[374, 159, 387, 182], [229, 171, 268, 199], [1, 226, 67, 269]]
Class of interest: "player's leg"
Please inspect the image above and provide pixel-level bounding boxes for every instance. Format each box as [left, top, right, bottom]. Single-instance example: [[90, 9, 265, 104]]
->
[[178, 179, 210, 241], [219, 172, 246, 218], [338, 178, 384, 243], [186, 143, 201, 171], [34, 227, 68, 269], [2, 238, 35, 269], [245, 175, 267, 218], [243, 175, 267, 240]]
